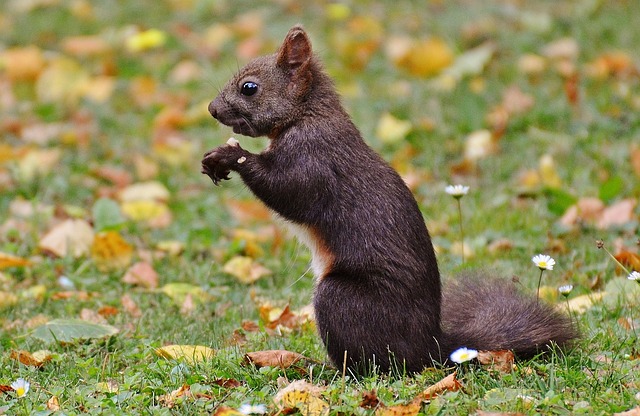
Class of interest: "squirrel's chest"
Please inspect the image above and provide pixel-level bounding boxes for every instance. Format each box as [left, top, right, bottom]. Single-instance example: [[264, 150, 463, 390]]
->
[[277, 216, 334, 279]]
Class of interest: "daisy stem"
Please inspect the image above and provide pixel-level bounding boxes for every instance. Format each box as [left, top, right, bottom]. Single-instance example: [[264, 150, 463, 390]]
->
[[536, 269, 544, 303], [457, 198, 464, 264], [600, 243, 631, 275]]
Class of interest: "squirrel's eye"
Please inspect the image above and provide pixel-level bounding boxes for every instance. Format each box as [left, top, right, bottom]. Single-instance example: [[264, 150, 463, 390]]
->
[[241, 82, 258, 96]]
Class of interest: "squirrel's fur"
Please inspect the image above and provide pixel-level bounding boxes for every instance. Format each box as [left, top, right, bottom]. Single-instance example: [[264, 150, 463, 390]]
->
[[202, 25, 577, 374]]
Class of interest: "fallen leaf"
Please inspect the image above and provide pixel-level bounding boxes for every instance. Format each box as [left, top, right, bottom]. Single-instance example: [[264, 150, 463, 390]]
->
[[122, 261, 159, 289], [158, 384, 192, 408], [360, 390, 381, 409], [120, 199, 172, 227], [273, 380, 329, 416], [126, 28, 167, 53], [98, 305, 119, 317], [465, 129, 496, 161], [39, 219, 95, 258], [10, 349, 53, 367], [155, 344, 215, 364], [398, 38, 454, 77], [118, 181, 170, 202], [376, 112, 412, 144], [0, 291, 19, 310], [223, 256, 271, 284], [80, 308, 108, 324], [47, 395, 61, 411], [375, 399, 421, 416], [17, 148, 62, 181], [212, 378, 242, 389], [615, 251, 640, 273], [542, 37, 579, 61], [418, 372, 462, 401], [62, 34, 111, 56], [559, 197, 605, 227], [477, 350, 515, 373], [0, 45, 46, 81], [159, 282, 209, 305], [225, 198, 272, 223], [539, 154, 562, 188], [597, 199, 637, 229], [91, 231, 134, 272], [121, 294, 142, 318], [614, 407, 640, 416], [0, 252, 31, 269], [244, 350, 308, 368], [565, 292, 605, 314], [213, 406, 244, 416], [31, 318, 119, 343]]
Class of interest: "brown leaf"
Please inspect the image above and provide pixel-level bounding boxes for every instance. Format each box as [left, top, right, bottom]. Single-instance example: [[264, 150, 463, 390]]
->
[[559, 197, 605, 227], [273, 379, 329, 416], [360, 390, 381, 409], [80, 308, 108, 324], [614, 407, 640, 416], [615, 251, 640, 273], [597, 199, 637, 229], [417, 372, 462, 401], [47, 396, 61, 411], [122, 261, 159, 289], [98, 306, 119, 317], [477, 350, 515, 373], [375, 399, 421, 416], [92, 165, 133, 188], [121, 294, 142, 318], [158, 384, 192, 408], [212, 378, 242, 389], [10, 349, 52, 367], [244, 350, 308, 368], [39, 219, 95, 258], [225, 198, 271, 223]]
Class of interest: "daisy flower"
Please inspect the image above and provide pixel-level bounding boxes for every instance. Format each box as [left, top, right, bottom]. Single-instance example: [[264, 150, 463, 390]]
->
[[445, 184, 470, 199], [558, 284, 573, 297], [450, 347, 478, 363], [238, 403, 268, 415], [628, 271, 640, 282], [11, 378, 30, 398], [532, 254, 555, 271]]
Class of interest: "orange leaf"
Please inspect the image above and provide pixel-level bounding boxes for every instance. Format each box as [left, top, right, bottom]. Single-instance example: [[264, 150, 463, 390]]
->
[[10, 349, 52, 367], [0, 252, 31, 269], [477, 350, 515, 373], [375, 399, 421, 416], [91, 231, 134, 272], [418, 372, 462, 401], [615, 251, 640, 273], [244, 350, 308, 368]]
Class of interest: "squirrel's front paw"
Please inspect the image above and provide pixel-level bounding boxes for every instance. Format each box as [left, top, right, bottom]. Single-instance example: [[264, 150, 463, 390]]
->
[[201, 144, 246, 185]]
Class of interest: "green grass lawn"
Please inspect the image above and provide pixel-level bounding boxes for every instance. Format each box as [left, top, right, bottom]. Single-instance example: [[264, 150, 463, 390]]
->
[[1, 0, 639, 414]]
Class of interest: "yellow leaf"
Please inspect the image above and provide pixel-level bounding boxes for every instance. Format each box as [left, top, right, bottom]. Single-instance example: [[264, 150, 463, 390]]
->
[[36, 57, 89, 106], [0, 45, 46, 81], [120, 200, 172, 226], [376, 113, 412, 144], [91, 231, 134, 272], [155, 344, 215, 364], [565, 292, 604, 314], [17, 148, 62, 181], [212, 407, 244, 416], [160, 282, 209, 305], [126, 29, 167, 53], [399, 38, 454, 77], [538, 154, 562, 188], [95, 380, 119, 393], [39, 219, 95, 258], [274, 380, 329, 416], [80, 75, 116, 103], [152, 133, 194, 166], [326, 3, 351, 20], [0, 291, 18, 310], [0, 252, 31, 269], [464, 129, 496, 161], [223, 256, 271, 284], [118, 181, 170, 202]]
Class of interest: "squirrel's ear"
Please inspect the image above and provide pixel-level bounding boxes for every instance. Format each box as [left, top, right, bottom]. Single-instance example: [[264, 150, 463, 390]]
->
[[276, 25, 312, 76]]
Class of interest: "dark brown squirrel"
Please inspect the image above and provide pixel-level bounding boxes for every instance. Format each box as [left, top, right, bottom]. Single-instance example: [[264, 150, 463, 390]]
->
[[202, 25, 577, 374]]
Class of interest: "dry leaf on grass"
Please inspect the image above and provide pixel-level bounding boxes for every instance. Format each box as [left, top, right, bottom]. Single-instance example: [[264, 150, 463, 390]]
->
[[10, 350, 52, 367], [122, 261, 159, 289], [273, 379, 329, 416], [597, 199, 637, 229], [120, 294, 142, 318], [244, 350, 310, 369], [212, 406, 244, 416], [91, 231, 134, 271], [418, 372, 462, 401], [477, 350, 515, 373], [615, 251, 640, 273], [614, 407, 640, 416], [375, 399, 421, 416], [39, 219, 94, 258], [155, 344, 215, 364], [223, 256, 271, 284], [47, 396, 61, 411], [0, 252, 31, 269]]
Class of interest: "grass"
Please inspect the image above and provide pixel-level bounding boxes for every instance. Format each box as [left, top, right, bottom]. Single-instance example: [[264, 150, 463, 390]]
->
[[1, 0, 640, 414]]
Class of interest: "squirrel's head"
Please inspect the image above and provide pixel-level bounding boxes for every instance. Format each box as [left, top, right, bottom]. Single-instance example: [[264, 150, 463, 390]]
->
[[209, 25, 315, 138]]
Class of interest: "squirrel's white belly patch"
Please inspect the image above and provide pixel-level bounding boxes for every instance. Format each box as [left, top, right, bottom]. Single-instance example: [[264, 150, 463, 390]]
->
[[275, 214, 334, 279]]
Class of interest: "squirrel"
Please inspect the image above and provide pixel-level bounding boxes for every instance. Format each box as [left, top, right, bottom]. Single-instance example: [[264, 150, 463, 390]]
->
[[201, 25, 577, 374]]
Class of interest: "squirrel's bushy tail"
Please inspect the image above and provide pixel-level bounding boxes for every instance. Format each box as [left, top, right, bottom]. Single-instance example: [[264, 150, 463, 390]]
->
[[440, 270, 577, 359]]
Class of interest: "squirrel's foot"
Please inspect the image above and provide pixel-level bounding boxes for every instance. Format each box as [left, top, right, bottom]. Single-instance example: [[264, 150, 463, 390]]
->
[[201, 144, 246, 185]]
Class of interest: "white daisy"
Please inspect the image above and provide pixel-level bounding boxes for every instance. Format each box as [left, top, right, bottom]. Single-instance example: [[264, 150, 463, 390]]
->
[[445, 184, 470, 199], [11, 378, 30, 398], [532, 254, 556, 271], [450, 347, 478, 363]]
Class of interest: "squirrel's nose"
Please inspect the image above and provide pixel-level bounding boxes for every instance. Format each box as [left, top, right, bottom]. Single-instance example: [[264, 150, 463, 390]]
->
[[208, 100, 218, 119]]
